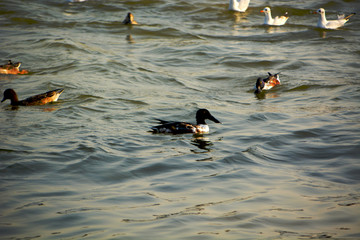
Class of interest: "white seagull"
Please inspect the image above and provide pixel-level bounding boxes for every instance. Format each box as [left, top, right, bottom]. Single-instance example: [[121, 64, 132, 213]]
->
[[229, 0, 250, 12], [315, 8, 356, 29], [261, 7, 289, 26]]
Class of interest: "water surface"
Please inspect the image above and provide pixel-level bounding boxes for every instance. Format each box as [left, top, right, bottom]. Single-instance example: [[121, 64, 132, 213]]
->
[[1, 0, 360, 239]]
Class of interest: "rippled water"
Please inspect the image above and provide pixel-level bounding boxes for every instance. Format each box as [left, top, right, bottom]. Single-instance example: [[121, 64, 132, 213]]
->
[[1, 0, 360, 239]]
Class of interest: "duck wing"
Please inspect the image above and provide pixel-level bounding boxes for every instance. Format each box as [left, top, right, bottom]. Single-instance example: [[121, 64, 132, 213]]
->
[[21, 89, 64, 106], [151, 121, 196, 134], [273, 14, 289, 25], [154, 119, 172, 125]]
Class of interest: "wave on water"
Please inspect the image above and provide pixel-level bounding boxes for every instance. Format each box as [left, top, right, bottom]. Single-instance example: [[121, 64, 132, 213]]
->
[[1, 0, 360, 239]]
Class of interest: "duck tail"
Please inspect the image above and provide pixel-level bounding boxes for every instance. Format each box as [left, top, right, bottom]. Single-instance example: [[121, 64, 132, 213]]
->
[[345, 12, 356, 20], [154, 119, 170, 124], [54, 89, 64, 94]]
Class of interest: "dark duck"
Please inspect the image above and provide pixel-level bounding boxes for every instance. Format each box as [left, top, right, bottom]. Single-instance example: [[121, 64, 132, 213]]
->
[[254, 72, 280, 94], [150, 109, 221, 134]]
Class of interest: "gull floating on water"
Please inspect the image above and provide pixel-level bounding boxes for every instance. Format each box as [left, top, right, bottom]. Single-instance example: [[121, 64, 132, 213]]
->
[[315, 8, 356, 29], [261, 7, 289, 26], [229, 0, 250, 12]]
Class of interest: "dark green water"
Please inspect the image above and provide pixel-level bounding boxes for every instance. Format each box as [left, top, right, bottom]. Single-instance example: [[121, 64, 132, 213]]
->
[[0, 0, 359, 239]]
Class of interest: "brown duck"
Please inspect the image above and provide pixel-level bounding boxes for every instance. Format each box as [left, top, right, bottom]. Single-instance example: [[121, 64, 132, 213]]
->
[[0, 60, 29, 74], [1, 88, 64, 106]]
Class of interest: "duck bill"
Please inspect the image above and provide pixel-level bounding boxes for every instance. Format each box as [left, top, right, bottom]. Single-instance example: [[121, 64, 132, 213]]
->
[[260, 10, 264, 13], [208, 114, 221, 124], [1, 98, 5, 103]]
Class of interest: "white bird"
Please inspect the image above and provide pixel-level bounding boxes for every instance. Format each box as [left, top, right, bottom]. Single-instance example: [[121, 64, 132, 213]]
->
[[261, 7, 289, 26], [229, 0, 250, 12], [315, 8, 356, 29]]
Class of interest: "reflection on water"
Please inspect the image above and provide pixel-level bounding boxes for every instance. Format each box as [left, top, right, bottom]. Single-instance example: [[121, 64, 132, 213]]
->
[[191, 136, 213, 152], [255, 91, 280, 100], [317, 29, 328, 38], [4, 105, 60, 112], [232, 11, 249, 24], [126, 34, 135, 44], [264, 25, 290, 34]]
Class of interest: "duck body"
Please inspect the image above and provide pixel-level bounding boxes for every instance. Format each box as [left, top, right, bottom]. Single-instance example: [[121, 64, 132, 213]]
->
[[229, 0, 250, 12], [261, 7, 289, 26], [254, 72, 281, 94], [316, 8, 355, 29], [0, 60, 28, 75], [150, 109, 221, 134], [123, 12, 138, 25], [1, 88, 64, 106]]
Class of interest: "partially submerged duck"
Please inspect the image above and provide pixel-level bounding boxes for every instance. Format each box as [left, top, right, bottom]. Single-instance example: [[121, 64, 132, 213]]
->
[[229, 0, 250, 12], [254, 72, 281, 94], [0, 60, 29, 75], [150, 109, 221, 134], [315, 8, 355, 29], [122, 12, 138, 25], [261, 7, 289, 26], [1, 88, 64, 106]]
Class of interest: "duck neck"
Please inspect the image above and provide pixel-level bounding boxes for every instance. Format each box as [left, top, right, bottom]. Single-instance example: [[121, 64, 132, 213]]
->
[[229, 0, 238, 10], [265, 13, 273, 23], [10, 94, 19, 105], [196, 118, 206, 125], [319, 13, 327, 25]]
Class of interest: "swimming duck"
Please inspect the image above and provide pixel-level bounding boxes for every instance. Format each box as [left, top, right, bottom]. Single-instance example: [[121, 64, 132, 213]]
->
[[0, 60, 29, 74], [229, 0, 250, 12], [261, 7, 289, 26], [254, 72, 280, 94], [122, 12, 138, 25], [1, 88, 64, 106], [150, 109, 221, 134], [315, 8, 355, 29]]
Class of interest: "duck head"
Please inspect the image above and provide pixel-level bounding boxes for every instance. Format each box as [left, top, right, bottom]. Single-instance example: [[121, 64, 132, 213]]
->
[[1, 89, 18, 104], [254, 77, 264, 94], [196, 109, 221, 125], [123, 12, 138, 24], [261, 7, 271, 14], [315, 8, 325, 15], [265, 72, 280, 84]]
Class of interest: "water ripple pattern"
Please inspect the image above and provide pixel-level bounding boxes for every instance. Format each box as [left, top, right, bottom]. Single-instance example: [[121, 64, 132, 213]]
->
[[1, 0, 360, 239]]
